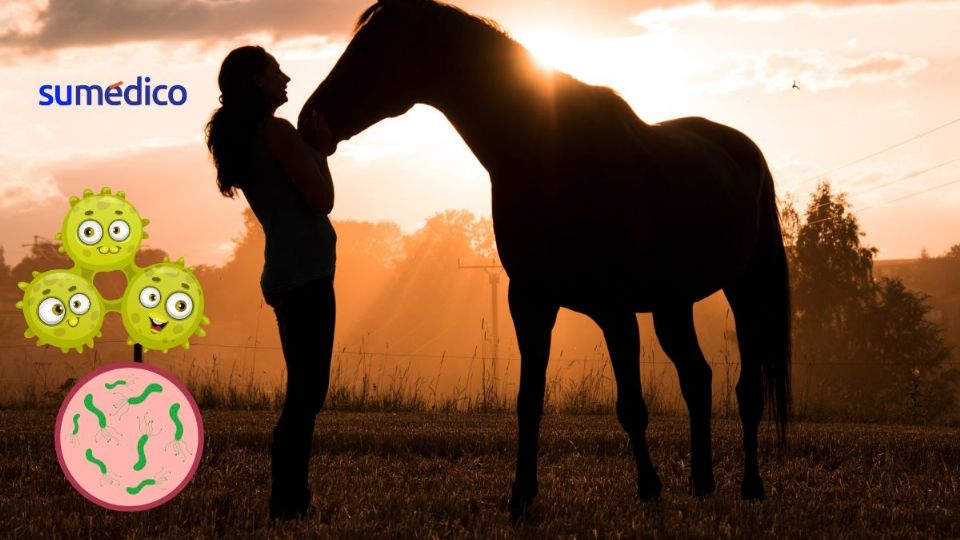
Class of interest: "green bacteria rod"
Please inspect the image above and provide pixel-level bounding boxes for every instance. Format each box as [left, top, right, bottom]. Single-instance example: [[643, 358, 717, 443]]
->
[[128, 383, 163, 405], [133, 434, 149, 471], [126, 478, 156, 495], [169, 402, 184, 441], [83, 393, 107, 429], [85, 448, 107, 475], [105, 379, 127, 390]]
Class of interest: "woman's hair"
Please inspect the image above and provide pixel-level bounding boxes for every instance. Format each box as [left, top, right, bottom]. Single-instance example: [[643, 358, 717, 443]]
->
[[205, 45, 270, 198]]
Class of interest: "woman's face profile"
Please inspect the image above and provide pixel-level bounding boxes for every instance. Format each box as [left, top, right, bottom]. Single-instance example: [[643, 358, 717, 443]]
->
[[257, 54, 291, 110]]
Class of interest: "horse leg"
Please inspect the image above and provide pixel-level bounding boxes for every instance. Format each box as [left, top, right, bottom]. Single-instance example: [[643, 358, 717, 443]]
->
[[724, 286, 770, 500], [653, 304, 716, 497], [508, 281, 559, 521], [591, 310, 661, 500]]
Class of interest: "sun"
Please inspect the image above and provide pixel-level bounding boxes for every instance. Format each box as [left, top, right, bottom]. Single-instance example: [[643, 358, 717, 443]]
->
[[514, 27, 591, 74]]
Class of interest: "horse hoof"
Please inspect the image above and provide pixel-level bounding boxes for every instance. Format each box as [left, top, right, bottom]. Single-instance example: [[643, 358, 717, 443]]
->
[[741, 476, 765, 501], [691, 474, 716, 499], [509, 494, 535, 524], [637, 473, 662, 501], [509, 483, 538, 524]]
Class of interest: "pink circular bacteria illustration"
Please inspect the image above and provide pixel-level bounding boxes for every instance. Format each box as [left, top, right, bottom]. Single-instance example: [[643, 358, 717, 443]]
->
[[55, 362, 203, 511]]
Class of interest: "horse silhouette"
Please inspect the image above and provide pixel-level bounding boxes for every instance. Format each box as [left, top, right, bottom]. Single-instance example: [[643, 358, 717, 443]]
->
[[301, 0, 790, 519]]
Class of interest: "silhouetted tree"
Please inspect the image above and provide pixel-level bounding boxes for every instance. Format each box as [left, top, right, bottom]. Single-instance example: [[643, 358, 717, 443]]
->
[[791, 183, 876, 379], [348, 210, 497, 354], [866, 279, 955, 418], [0, 247, 10, 285], [790, 182, 956, 421], [11, 240, 72, 283]]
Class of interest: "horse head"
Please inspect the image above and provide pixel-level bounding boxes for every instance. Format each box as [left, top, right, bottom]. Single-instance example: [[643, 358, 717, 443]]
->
[[300, 0, 448, 153]]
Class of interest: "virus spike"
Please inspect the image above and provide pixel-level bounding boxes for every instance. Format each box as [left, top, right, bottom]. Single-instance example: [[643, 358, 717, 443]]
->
[[60, 346, 70, 354], [176, 257, 185, 267], [182, 341, 190, 350], [24, 329, 35, 339], [195, 328, 206, 337], [82, 188, 94, 198], [202, 316, 210, 325], [126, 338, 135, 346], [58, 246, 65, 253], [32, 271, 40, 278], [54, 232, 62, 240], [74, 345, 83, 353], [100, 187, 112, 195], [17, 282, 28, 290], [15, 301, 23, 309], [162, 256, 169, 263], [142, 218, 150, 227], [143, 232, 150, 239], [36, 338, 46, 347], [69, 196, 80, 207], [117, 191, 126, 199], [87, 340, 95, 348]]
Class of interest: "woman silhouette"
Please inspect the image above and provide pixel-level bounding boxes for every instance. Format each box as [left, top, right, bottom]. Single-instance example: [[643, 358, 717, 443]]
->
[[205, 45, 336, 520]]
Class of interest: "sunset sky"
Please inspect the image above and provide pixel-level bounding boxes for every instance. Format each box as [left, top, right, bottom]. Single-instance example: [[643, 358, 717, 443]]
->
[[1, 0, 958, 268]]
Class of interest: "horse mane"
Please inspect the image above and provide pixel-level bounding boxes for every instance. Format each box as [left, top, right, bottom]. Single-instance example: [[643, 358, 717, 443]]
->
[[355, 0, 648, 128], [356, 0, 507, 41]]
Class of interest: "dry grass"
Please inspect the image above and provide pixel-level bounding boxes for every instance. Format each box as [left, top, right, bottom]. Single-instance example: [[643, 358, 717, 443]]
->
[[2, 410, 958, 538]]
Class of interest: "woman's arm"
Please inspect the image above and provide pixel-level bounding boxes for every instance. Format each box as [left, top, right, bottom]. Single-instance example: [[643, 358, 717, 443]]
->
[[262, 116, 334, 215]]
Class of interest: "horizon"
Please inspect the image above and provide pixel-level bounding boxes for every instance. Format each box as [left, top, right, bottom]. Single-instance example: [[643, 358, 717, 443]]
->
[[2, 0, 959, 267]]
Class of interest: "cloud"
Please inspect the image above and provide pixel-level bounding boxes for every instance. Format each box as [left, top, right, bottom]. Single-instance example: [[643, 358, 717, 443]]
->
[[6, 0, 952, 54], [0, 0, 682, 52], [0, 170, 61, 212], [694, 49, 928, 93], [0, 0, 364, 51]]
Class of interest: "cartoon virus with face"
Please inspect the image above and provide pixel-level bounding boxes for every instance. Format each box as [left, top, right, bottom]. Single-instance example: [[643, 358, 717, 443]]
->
[[121, 259, 209, 353], [16, 270, 106, 353], [57, 187, 150, 273]]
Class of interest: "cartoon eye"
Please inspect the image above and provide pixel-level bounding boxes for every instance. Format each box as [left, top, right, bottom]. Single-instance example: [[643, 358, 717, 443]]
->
[[166, 292, 193, 320], [108, 219, 130, 241], [139, 287, 161, 308], [69, 293, 91, 315], [38, 297, 66, 325], [77, 220, 103, 245]]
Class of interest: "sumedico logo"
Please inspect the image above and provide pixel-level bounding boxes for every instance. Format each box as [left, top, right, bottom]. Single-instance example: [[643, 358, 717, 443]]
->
[[39, 76, 187, 107]]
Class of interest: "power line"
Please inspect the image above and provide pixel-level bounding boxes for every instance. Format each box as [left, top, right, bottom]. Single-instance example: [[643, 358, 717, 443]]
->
[[802, 157, 960, 215], [790, 116, 960, 190], [805, 175, 960, 227]]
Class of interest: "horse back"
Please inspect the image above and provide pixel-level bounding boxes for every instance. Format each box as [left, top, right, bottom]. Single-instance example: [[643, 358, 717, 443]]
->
[[490, 90, 769, 308]]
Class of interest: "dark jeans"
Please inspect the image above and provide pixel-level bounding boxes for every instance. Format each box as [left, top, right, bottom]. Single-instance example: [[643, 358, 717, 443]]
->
[[264, 274, 335, 518]]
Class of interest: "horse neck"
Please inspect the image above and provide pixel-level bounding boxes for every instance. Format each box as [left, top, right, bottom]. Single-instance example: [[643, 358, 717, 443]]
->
[[426, 50, 556, 176]]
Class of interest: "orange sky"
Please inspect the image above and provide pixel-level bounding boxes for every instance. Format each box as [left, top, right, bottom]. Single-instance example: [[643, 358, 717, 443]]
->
[[1, 0, 959, 268]]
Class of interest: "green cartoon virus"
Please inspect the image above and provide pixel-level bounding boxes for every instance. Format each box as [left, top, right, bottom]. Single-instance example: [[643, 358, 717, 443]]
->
[[121, 258, 209, 353], [57, 187, 150, 273], [16, 270, 105, 353]]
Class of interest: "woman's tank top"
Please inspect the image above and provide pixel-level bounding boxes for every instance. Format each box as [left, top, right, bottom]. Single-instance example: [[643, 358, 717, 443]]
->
[[241, 120, 336, 299]]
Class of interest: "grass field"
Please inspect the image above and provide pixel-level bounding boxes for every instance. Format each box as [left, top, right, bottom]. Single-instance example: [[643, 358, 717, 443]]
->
[[1, 410, 958, 539]]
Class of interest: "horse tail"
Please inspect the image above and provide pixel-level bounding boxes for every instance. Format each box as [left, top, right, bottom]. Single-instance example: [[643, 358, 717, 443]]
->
[[763, 165, 791, 444], [726, 160, 792, 444]]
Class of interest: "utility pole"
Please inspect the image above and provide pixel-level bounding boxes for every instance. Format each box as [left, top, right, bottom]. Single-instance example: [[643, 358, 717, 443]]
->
[[21, 235, 50, 251], [458, 256, 503, 389]]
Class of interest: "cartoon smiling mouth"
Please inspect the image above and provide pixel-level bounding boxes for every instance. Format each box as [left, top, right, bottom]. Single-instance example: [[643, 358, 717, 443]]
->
[[149, 316, 168, 332], [97, 245, 122, 255]]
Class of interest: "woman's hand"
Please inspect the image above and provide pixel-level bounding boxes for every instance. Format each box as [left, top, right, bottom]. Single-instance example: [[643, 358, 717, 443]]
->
[[299, 110, 333, 155]]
